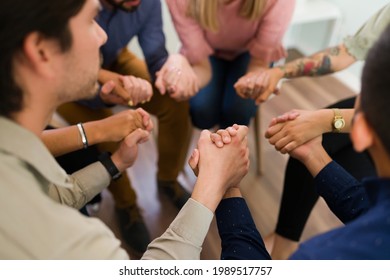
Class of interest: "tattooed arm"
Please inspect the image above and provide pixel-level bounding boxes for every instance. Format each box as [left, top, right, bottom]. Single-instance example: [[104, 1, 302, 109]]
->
[[279, 44, 357, 78], [246, 44, 358, 103]]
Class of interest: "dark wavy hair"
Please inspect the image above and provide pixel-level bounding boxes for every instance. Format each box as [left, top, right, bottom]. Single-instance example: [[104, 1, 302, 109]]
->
[[0, 0, 86, 118], [360, 23, 390, 156]]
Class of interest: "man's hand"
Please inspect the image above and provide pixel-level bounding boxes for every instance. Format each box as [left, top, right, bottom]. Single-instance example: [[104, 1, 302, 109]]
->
[[189, 124, 240, 177], [189, 125, 250, 212], [209, 124, 240, 148], [155, 54, 199, 101], [111, 128, 151, 173], [99, 69, 153, 106]]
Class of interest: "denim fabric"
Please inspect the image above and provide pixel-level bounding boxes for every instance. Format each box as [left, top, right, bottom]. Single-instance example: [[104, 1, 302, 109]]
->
[[190, 52, 258, 129]]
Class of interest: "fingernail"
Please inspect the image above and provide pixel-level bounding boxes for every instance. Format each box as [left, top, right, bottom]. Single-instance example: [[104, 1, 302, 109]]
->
[[128, 100, 133, 107]]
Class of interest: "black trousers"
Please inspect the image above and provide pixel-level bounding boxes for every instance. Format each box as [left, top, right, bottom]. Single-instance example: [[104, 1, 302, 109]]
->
[[275, 96, 376, 241]]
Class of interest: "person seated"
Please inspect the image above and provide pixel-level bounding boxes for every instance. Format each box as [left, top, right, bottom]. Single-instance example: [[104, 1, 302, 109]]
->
[[209, 24, 390, 259], [165, 0, 295, 129], [255, 3, 390, 259], [43, 108, 152, 252], [56, 0, 200, 252], [0, 0, 252, 260]]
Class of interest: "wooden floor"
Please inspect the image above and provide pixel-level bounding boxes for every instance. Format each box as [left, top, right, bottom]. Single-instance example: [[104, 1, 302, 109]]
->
[[90, 73, 357, 260]]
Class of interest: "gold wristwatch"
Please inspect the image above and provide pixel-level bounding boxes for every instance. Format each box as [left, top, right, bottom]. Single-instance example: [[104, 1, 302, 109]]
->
[[332, 108, 345, 133]]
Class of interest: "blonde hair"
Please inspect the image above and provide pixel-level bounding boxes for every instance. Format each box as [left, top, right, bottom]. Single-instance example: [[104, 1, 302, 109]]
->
[[187, 0, 267, 32]]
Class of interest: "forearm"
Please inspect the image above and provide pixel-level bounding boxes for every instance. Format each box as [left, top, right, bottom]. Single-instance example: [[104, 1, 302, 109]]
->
[[190, 174, 225, 213], [301, 146, 332, 177], [98, 68, 113, 83], [246, 57, 269, 73], [315, 161, 370, 223], [42, 126, 86, 157], [223, 187, 242, 199], [314, 108, 354, 134], [42, 122, 105, 157], [279, 44, 356, 78], [142, 199, 213, 260], [216, 197, 271, 260], [48, 162, 110, 209], [192, 59, 212, 88], [333, 108, 354, 133]]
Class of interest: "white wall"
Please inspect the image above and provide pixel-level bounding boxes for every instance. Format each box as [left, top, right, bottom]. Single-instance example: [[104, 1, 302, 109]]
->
[[295, 0, 389, 91], [326, 0, 388, 40]]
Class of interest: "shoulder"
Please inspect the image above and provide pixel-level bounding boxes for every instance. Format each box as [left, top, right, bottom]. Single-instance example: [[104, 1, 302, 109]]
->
[[141, 0, 161, 10]]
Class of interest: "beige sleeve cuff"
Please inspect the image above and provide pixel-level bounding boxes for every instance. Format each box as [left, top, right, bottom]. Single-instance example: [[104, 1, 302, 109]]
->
[[142, 198, 214, 259]]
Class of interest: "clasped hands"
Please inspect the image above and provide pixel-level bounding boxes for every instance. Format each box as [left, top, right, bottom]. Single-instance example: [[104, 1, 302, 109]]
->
[[234, 67, 284, 104], [265, 109, 326, 163], [99, 54, 199, 106], [155, 53, 199, 102], [108, 108, 154, 173], [98, 68, 153, 107], [187, 125, 250, 211]]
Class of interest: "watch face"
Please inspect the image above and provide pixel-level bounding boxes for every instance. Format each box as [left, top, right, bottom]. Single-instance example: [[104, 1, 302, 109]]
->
[[335, 119, 345, 129]]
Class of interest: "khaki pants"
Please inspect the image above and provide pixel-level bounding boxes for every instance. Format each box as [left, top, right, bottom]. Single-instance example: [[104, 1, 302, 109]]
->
[[57, 49, 191, 208]]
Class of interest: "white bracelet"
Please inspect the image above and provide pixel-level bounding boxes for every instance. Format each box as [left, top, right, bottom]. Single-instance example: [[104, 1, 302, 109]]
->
[[76, 123, 88, 149]]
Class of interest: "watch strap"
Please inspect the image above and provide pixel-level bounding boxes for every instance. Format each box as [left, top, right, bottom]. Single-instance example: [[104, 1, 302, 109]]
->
[[98, 152, 122, 180], [332, 108, 345, 133]]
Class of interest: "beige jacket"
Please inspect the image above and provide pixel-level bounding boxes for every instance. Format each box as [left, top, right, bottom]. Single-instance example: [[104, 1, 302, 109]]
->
[[0, 117, 213, 259]]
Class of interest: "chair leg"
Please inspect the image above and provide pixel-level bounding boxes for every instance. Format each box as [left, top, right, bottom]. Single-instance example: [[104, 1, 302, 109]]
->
[[254, 109, 262, 176]]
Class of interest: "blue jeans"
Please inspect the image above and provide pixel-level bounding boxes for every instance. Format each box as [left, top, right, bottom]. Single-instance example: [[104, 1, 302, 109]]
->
[[190, 52, 258, 129]]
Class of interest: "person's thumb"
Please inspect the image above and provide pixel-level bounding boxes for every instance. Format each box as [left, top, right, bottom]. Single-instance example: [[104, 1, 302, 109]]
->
[[123, 128, 150, 148], [154, 71, 166, 95], [100, 80, 116, 95], [188, 148, 200, 176]]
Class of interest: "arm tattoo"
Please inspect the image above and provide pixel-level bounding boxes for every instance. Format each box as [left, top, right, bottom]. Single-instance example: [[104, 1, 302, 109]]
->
[[317, 56, 332, 75], [327, 46, 341, 56], [281, 47, 339, 78]]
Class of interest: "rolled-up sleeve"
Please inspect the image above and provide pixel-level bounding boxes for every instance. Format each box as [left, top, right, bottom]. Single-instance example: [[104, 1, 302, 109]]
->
[[248, 0, 295, 63], [344, 3, 390, 60]]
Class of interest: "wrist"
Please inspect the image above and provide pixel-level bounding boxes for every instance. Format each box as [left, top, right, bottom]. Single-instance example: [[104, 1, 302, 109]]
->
[[98, 152, 122, 180], [318, 109, 335, 133], [331, 108, 346, 133], [302, 147, 332, 177], [191, 175, 226, 212], [76, 123, 88, 149], [110, 152, 128, 173], [270, 67, 286, 82], [223, 187, 242, 199], [82, 121, 100, 146], [88, 119, 114, 144]]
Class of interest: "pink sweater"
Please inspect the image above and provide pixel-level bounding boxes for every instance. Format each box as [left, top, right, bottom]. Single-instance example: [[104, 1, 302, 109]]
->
[[166, 0, 296, 64]]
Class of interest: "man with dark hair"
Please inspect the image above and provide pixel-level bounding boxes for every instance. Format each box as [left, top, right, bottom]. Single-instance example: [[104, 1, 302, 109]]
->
[[0, 0, 250, 259], [55, 0, 199, 253], [211, 24, 390, 259]]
